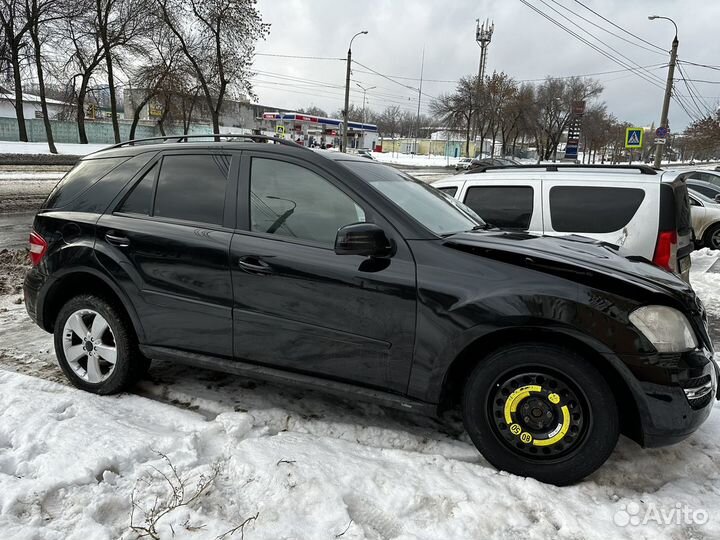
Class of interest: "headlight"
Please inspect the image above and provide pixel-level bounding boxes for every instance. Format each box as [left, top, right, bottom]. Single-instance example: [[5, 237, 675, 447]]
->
[[629, 305, 698, 353]]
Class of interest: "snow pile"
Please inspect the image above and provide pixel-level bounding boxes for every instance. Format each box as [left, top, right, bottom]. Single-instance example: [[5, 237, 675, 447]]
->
[[0, 252, 719, 538]]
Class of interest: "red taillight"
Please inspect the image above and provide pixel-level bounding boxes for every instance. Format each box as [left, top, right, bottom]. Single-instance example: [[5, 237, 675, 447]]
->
[[653, 230, 678, 271], [28, 231, 48, 266]]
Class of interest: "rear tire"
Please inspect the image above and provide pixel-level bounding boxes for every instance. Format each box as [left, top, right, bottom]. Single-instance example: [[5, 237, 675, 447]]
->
[[702, 223, 720, 250], [462, 343, 619, 485], [53, 294, 147, 394]]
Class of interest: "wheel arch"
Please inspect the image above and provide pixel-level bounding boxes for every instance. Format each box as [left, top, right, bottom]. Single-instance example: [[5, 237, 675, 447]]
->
[[438, 327, 643, 444], [39, 268, 146, 343]]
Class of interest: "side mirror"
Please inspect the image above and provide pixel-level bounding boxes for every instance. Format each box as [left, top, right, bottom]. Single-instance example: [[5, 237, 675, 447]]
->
[[714, 194, 720, 203], [334, 223, 392, 257]]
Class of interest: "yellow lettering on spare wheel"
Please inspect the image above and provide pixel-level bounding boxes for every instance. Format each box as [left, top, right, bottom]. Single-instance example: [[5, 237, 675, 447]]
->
[[503, 385, 542, 424], [533, 405, 570, 446]]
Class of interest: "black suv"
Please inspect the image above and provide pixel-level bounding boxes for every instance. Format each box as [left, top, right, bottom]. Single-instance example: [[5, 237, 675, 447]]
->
[[24, 135, 718, 485]]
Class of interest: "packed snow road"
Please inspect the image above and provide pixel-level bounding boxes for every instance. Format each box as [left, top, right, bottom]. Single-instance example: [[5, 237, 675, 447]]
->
[[0, 251, 719, 538]]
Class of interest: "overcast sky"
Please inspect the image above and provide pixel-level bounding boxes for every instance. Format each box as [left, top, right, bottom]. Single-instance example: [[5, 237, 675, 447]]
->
[[251, 0, 720, 131]]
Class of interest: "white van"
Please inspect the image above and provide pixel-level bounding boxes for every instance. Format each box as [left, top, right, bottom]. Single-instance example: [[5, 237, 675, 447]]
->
[[432, 164, 694, 280]]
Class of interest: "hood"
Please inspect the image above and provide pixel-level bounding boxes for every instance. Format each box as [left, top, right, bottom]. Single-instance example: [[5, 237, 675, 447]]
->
[[443, 230, 694, 300]]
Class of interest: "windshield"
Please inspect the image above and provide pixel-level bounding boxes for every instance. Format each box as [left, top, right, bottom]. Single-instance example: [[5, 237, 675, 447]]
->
[[339, 160, 485, 236]]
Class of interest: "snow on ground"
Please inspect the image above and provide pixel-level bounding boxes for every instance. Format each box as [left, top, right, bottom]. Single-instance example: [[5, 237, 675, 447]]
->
[[0, 141, 110, 156], [1, 254, 720, 538], [0, 171, 64, 180]]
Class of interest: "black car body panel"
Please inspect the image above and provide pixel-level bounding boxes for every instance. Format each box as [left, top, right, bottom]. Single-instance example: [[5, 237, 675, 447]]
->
[[24, 142, 717, 451]]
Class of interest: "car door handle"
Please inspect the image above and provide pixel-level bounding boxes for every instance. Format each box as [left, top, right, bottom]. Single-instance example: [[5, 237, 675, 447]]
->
[[237, 255, 273, 274], [105, 232, 130, 247]]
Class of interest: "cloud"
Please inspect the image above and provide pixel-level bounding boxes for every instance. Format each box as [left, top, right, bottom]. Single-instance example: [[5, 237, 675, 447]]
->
[[252, 0, 720, 130]]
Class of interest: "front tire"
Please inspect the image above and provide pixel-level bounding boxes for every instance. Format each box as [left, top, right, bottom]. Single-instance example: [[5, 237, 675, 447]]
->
[[462, 343, 619, 485], [54, 294, 146, 394]]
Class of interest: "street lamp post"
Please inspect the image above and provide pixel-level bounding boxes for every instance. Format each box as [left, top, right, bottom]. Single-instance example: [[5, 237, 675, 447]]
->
[[356, 82, 376, 147], [649, 15, 679, 169], [342, 30, 368, 153]]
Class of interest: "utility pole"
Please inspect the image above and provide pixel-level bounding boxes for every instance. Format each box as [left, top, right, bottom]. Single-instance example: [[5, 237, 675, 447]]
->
[[414, 47, 425, 155], [343, 30, 368, 153], [649, 15, 678, 169], [356, 82, 376, 147], [475, 19, 494, 80]]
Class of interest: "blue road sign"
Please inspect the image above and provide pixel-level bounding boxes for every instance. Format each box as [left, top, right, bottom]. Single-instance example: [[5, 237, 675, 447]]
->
[[655, 126, 669, 138]]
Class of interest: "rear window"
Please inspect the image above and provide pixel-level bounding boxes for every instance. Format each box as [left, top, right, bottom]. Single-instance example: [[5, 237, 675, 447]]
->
[[549, 186, 645, 233], [44, 157, 126, 208], [464, 186, 534, 229]]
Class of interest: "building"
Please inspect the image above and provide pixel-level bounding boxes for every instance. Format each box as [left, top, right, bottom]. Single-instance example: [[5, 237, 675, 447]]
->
[[261, 111, 378, 149], [0, 91, 67, 120], [123, 87, 283, 133]]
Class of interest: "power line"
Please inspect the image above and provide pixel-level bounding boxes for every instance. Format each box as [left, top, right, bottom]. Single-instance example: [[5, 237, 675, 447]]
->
[[351, 59, 437, 101], [250, 70, 426, 105], [519, 0, 666, 91], [254, 52, 345, 61], [533, 0, 667, 87], [517, 63, 667, 82], [678, 60, 720, 72], [546, 0, 666, 56], [571, 0, 666, 52], [676, 62, 714, 118]]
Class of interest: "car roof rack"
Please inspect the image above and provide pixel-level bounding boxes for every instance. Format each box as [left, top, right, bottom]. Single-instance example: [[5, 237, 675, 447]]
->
[[103, 133, 304, 151], [468, 164, 658, 175]]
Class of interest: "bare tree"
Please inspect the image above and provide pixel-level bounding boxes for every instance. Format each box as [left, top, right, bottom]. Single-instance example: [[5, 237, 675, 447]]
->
[[126, 25, 181, 140], [430, 76, 477, 156], [534, 76, 603, 161], [62, 0, 106, 144], [0, 0, 32, 141], [94, 0, 149, 142], [24, 0, 70, 153], [297, 105, 327, 117], [156, 0, 268, 135]]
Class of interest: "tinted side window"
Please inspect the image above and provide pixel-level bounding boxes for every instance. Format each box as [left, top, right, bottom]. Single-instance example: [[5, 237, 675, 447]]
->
[[549, 186, 645, 233], [44, 157, 127, 208], [437, 186, 458, 197], [154, 154, 230, 225], [690, 184, 717, 198], [699, 173, 720, 186], [116, 163, 157, 215], [463, 186, 533, 229], [250, 158, 365, 246]]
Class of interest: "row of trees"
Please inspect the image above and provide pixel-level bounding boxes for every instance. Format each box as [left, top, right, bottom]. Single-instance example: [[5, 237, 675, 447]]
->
[[429, 71, 605, 160], [0, 0, 267, 152]]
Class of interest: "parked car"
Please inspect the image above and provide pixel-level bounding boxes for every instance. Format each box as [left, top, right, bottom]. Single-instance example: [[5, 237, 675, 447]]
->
[[24, 135, 717, 485], [689, 169, 720, 186], [357, 148, 376, 160], [467, 157, 520, 172], [687, 179, 720, 205], [688, 191, 720, 249], [432, 164, 695, 281], [455, 157, 473, 171]]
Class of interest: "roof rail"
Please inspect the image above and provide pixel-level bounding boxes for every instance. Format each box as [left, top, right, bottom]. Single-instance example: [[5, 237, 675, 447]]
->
[[468, 164, 658, 175], [102, 133, 304, 151]]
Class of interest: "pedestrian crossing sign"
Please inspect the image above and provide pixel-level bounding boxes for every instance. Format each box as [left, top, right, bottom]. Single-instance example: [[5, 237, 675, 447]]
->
[[625, 128, 644, 149]]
